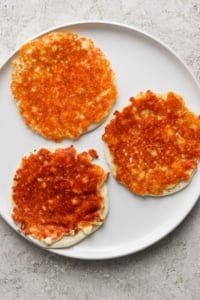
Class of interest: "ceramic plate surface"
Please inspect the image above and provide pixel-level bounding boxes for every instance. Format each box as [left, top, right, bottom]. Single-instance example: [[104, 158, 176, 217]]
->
[[0, 21, 200, 259]]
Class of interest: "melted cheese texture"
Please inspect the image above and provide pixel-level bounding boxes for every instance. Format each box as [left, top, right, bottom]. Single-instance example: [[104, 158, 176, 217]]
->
[[11, 146, 108, 248], [11, 32, 117, 141], [102, 90, 200, 196]]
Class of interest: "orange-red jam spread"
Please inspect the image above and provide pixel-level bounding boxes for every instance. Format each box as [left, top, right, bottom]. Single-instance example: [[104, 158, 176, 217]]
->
[[11, 32, 117, 141], [12, 146, 107, 241], [102, 90, 200, 196]]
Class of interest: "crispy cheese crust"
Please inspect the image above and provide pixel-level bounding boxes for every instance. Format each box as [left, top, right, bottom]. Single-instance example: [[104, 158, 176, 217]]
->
[[11, 146, 108, 248], [102, 90, 200, 196], [11, 32, 117, 141]]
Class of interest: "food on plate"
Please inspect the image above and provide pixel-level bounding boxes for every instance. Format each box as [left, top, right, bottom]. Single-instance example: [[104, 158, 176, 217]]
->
[[11, 32, 117, 141], [11, 146, 108, 248], [102, 90, 200, 196]]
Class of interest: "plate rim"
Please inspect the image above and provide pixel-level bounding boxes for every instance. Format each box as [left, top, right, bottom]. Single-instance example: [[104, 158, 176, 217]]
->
[[1, 20, 200, 260]]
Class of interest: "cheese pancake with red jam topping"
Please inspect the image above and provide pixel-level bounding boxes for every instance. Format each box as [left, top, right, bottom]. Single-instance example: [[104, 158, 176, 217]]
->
[[11, 32, 117, 141], [11, 146, 108, 248], [102, 90, 200, 196]]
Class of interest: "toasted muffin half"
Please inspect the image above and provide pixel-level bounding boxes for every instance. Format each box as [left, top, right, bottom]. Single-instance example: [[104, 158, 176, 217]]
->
[[102, 90, 200, 196], [11, 32, 117, 141], [11, 146, 108, 248]]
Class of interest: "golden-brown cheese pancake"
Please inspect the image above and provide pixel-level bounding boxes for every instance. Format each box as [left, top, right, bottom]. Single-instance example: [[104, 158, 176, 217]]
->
[[102, 90, 200, 196], [11, 32, 117, 141], [11, 146, 108, 248]]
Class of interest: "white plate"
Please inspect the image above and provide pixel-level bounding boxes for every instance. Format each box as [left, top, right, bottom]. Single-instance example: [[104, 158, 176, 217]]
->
[[0, 21, 200, 260]]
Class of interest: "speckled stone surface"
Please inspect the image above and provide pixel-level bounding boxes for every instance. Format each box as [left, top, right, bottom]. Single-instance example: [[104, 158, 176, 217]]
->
[[1, 1, 200, 299]]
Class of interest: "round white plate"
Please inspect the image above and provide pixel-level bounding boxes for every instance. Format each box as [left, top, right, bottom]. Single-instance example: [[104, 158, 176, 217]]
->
[[0, 21, 200, 260]]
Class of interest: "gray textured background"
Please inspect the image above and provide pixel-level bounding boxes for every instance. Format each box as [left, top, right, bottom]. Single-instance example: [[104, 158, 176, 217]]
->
[[1, 1, 200, 299]]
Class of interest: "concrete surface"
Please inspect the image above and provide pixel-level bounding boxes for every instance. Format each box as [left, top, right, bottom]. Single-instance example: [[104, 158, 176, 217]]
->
[[0, 0, 200, 299]]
